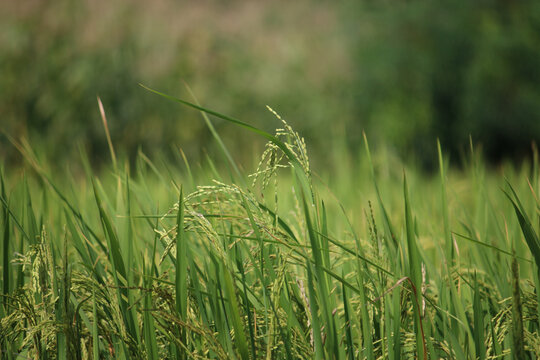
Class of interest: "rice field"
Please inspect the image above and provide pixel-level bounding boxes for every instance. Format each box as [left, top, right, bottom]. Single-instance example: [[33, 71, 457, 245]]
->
[[0, 89, 539, 359]]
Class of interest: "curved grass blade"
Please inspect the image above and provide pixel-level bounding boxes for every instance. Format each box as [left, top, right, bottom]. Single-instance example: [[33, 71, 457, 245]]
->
[[140, 84, 313, 203], [184, 83, 243, 184], [504, 182, 540, 275], [453, 232, 532, 263]]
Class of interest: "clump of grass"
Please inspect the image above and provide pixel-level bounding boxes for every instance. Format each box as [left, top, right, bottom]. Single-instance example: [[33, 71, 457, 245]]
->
[[0, 89, 539, 359]]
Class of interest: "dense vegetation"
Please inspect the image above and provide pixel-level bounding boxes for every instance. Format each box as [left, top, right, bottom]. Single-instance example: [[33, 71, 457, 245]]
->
[[2, 1, 540, 357], [1, 92, 539, 359]]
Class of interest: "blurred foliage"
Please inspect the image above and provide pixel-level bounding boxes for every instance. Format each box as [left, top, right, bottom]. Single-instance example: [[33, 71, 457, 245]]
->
[[1, 0, 540, 170], [346, 0, 540, 167]]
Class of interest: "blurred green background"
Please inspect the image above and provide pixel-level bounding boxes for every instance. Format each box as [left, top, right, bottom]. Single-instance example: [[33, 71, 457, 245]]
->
[[2, 0, 540, 170]]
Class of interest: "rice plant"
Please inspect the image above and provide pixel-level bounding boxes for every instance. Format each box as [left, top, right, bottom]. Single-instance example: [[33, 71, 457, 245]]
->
[[1, 89, 539, 359]]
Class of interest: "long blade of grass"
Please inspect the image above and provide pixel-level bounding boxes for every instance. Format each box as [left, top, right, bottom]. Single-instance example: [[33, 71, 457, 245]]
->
[[233, 241, 256, 359], [504, 182, 540, 274], [391, 282, 401, 360], [342, 277, 355, 360], [92, 283, 99, 360], [348, 208, 375, 359], [63, 209, 106, 285], [403, 173, 427, 360], [510, 256, 526, 360], [302, 193, 337, 356], [140, 84, 313, 203], [306, 263, 324, 360], [23, 175, 38, 244], [363, 132, 398, 249], [317, 230, 394, 276], [453, 232, 532, 263], [438, 140, 454, 264], [184, 83, 243, 184], [93, 180, 127, 280], [142, 258, 159, 360], [473, 272, 486, 360], [222, 263, 249, 360], [55, 234, 69, 360], [92, 180, 138, 343], [0, 191, 31, 243], [175, 187, 188, 358], [1, 169, 11, 307], [97, 96, 117, 171]]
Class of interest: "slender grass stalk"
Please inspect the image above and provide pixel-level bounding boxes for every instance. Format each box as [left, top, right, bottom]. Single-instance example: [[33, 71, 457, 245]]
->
[[472, 272, 486, 360], [184, 83, 243, 185], [342, 277, 354, 360], [403, 173, 427, 360], [97, 96, 117, 172], [142, 257, 159, 360], [92, 180, 138, 350], [306, 263, 324, 360], [505, 182, 540, 278], [1, 168, 10, 308], [302, 193, 337, 357], [223, 263, 249, 360], [511, 257, 526, 360], [438, 140, 454, 265], [175, 187, 188, 358], [234, 240, 257, 359]]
